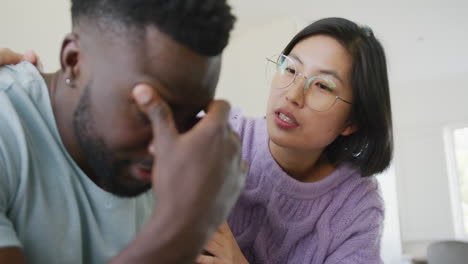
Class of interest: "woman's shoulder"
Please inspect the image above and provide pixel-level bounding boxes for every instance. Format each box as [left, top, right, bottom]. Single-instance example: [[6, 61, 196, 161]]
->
[[338, 167, 384, 209], [229, 107, 268, 154], [328, 169, 384, 228], [229, 108, 265, 133], [324, 174, 385, 263]]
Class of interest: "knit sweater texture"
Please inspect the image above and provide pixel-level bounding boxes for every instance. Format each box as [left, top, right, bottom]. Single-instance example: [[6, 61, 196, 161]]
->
[[228, 111, 384, 264]]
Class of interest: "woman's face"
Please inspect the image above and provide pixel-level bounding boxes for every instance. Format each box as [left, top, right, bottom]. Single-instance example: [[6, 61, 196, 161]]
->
[[266, 34, 357, 152]]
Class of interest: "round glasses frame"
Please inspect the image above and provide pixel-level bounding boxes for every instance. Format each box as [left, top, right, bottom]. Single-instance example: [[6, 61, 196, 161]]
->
[[266, 54, 353, 112]]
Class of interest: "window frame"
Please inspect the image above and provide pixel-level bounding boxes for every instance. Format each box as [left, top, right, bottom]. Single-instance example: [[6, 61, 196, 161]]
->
[[444, 124, 468, 239]]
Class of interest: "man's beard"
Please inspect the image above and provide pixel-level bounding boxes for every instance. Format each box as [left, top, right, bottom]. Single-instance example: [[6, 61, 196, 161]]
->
[[72, 85, 151, 197]]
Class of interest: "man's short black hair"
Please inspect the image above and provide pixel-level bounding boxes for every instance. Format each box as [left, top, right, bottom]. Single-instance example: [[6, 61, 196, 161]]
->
[[71, 0, 236, 56]]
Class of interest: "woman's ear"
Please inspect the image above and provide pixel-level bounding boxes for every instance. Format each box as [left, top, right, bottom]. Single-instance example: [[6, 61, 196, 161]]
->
[[340, 121, 358, 136], [60, 33, 81, 85]]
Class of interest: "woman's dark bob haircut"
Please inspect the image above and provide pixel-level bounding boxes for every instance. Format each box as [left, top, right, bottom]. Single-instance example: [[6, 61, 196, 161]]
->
[[282, 17, 393, 177]]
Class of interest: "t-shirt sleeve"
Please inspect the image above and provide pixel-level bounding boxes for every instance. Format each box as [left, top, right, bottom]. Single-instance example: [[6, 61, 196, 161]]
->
[[0, 92, 22, 248], [0, 160, 22, 248]]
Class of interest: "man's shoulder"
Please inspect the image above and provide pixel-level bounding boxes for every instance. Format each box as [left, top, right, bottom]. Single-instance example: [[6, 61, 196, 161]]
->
[[0, 63, 36, 144], [0, 92, 28, 189], [0, 62, 47, 182], [0, 62, 40, 92]]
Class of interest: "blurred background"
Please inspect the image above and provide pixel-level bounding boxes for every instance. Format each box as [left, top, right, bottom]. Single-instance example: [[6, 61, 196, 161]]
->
[[2, 0, 468, 263]]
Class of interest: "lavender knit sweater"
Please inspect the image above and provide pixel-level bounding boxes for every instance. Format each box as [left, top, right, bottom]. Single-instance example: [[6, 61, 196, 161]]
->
[[228, 111, 384, 264]]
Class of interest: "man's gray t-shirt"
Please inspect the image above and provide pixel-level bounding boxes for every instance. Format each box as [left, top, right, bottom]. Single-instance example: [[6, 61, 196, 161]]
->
[[0, 62, 154, 263]]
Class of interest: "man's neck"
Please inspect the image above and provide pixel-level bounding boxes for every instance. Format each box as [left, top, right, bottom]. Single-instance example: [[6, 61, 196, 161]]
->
[[41, 72, 89, 175]]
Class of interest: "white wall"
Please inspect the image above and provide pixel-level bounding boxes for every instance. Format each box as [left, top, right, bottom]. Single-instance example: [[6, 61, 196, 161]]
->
[[0, 0, 71, 71], [377, 166, 404, 264], [393, 77, 468, 258], [217, 16, 297, 116]]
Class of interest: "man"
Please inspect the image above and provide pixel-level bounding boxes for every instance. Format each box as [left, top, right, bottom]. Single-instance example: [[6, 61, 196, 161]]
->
[[0, 0, 246, 263]]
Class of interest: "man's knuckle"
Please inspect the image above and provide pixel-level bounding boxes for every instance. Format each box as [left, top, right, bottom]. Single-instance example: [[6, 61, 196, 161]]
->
[[147, 103, 168, 121], [227, 136, 240, 155], [209, 121, 225, 134], [233, 136, 241, 152], [203, 122, 224, 140]]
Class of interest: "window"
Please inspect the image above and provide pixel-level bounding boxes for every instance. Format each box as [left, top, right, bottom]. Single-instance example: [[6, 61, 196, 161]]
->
[[445, 125, 468, 238], [453, 128, 468, 234]]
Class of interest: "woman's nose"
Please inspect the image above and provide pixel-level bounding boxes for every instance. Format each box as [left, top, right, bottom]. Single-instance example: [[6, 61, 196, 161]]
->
[[285, 77, 306, 108]]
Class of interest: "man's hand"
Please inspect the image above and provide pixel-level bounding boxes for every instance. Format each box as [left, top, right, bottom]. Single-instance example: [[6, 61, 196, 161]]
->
[[0, 48, 42, 70], [196, 222, 249, 264], [135, 83, 245, 227], [112, 84, 246, 264]]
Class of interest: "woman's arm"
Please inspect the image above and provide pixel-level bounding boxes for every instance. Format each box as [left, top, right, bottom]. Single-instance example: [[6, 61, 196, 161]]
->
[[0, 49, 40, 68], [196, 222, 249, 264]]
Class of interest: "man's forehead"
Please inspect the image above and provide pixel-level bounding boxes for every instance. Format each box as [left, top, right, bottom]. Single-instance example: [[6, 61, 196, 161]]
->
[[138, 28, 221, 104], [82, 25, 220, 98]]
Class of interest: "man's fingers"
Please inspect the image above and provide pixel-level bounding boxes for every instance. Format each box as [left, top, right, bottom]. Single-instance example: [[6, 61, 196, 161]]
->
[[204, 100, 231, 125], [148, 139, 155, 155], [0, 48, 24, 65], [132, 84, 178, 143], [193, 100, 231, 133], [241, 160, 249, 175], [195, 254, 216, 264]]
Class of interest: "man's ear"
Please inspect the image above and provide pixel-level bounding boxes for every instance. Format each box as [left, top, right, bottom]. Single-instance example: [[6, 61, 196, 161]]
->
[[60, 33, 81, 84], [340, 121, 358, 136]]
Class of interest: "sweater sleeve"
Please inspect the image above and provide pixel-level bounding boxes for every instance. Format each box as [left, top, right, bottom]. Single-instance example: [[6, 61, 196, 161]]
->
[[228, 108, 245, 136], [324, 180, 384, 264], [227, 108, 256, 163]]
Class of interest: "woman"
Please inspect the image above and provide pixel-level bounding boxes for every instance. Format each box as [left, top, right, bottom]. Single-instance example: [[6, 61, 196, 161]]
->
[[196, 17, 392, 264]]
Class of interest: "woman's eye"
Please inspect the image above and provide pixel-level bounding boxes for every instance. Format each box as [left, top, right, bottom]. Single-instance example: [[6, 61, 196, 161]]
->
[[285, 67, 296, 74], [317, 83, 332, 91]]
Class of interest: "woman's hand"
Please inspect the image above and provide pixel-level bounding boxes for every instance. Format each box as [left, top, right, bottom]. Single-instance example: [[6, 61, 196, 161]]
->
[[196, 222, 249, 264], [0, 48, 42, 70]]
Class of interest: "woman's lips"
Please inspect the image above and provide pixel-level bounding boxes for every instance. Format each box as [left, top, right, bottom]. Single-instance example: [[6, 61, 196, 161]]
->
[[274, 110, 299, 129]]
